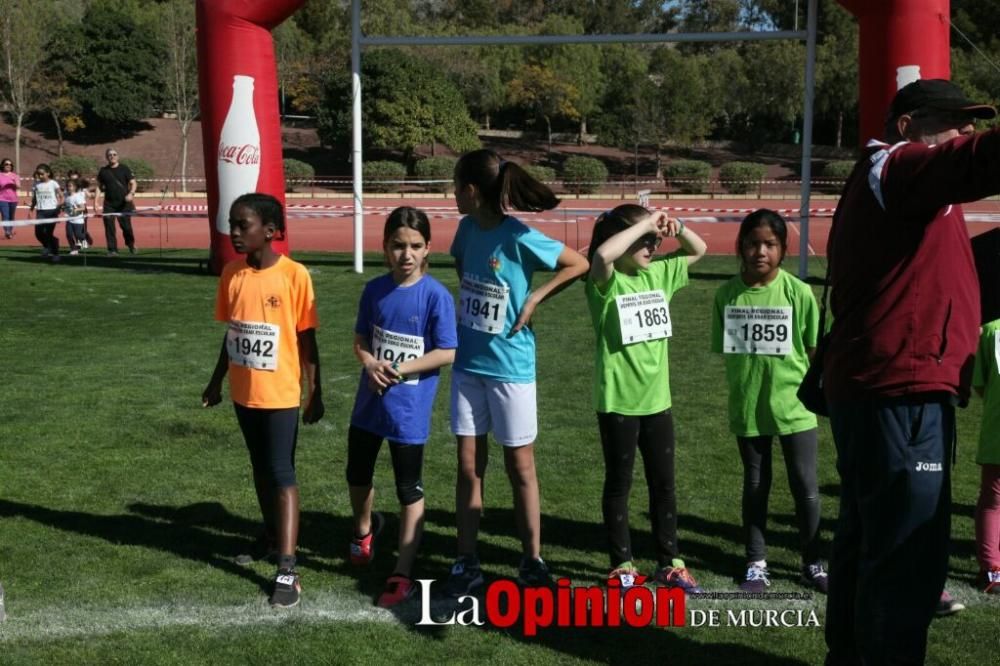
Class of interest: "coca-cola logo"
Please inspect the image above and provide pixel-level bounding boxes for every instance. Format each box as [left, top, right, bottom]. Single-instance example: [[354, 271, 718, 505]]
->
[[218, 143, 260, 166]]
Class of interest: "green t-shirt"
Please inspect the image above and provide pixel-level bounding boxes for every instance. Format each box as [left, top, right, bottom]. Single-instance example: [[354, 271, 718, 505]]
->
[[586, 256, 688, 415], [710, 269, 819, 437], [972, 319, 1000, 465]]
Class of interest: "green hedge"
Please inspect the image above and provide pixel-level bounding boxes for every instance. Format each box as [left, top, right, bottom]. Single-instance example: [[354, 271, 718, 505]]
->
[[413, 156, 456, 193], [562, 156, 608, 194], [823, 160, 855, 181], [363, 160, 407, 193], [523, 165, 556, 184], [664, 160, 711, 194], [283, 159, 315, 192], [719, 161, 767, 195], [120, 157, 154, 192], [50, 155, 99, 180]]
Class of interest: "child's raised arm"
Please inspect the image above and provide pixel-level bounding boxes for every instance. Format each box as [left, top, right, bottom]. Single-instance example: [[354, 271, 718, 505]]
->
[[670, 222, 707, 266], [589, 211, 666, 286], [511, 246, 589, 334]]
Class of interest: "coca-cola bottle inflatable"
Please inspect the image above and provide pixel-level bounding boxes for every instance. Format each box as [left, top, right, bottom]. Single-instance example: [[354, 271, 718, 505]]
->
[[197, 0, 304, 274], [216, 75, 262, 235]]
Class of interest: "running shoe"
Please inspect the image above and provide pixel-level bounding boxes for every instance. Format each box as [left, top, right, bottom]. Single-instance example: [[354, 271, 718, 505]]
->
[[441, 555, 484, 598], [607, 561, 643, 589], [653, 558, 704, 595], [935, 590, 965, 617], [377, 574, 416, 608], [349, 511, 384, 566], [517, 556, 554, 587], [739, 563, 771, 593], [801, 562, 829, 594], [980, 567, 1000, 594], [269, 568, 301, 608]]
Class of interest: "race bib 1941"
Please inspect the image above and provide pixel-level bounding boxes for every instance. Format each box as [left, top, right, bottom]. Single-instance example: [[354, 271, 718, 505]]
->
[[372, 325, 423, 386], [227, 320, 279, 371], [723, 306, 793, 355], [458, 277, 509, 334], [615, 290, 672, 344]]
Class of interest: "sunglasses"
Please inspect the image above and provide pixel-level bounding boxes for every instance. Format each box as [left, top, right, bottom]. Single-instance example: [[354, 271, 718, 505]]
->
[[635, 234, 662, 251]]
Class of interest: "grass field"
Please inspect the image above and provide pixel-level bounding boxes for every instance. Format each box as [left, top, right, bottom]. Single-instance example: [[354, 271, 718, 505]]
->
[[1, 246, 996, 665]]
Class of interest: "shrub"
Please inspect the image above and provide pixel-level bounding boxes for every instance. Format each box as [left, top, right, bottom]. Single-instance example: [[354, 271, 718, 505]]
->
[[823, 160, 855, 181], [50, 155, 99, 180], [283, 159, 315, 192], [663, 160, 711, 194], [120, 157, 155, 192], [523, 165, 556, 184], [562, 156, 608, 194], [413, 156, 456, 193], [363, 160, 407, 193], [719, 161, 767, 195]]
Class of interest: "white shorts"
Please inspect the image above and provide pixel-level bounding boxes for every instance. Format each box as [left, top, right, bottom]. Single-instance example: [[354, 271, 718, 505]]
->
[[450, 369, 537, 447]]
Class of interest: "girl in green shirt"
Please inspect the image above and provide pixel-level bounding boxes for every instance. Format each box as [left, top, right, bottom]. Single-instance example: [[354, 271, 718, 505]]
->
[[585, 204, 706, 593], [710, 209, 827, 594]]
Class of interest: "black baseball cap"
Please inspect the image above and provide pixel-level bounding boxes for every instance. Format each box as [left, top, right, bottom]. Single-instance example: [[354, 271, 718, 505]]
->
[[888, 78, 996, 121]]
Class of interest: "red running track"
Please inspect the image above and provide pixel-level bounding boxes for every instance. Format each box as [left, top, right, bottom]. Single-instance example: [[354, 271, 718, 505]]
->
[[4, 196, 999, 259]]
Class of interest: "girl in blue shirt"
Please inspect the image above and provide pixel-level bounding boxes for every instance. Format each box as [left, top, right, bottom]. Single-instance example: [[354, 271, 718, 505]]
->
[[443, 149, 589, 596], [347, 207, 457, 608]]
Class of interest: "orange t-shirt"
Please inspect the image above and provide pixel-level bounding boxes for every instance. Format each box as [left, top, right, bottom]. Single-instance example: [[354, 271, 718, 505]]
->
[[214, 255, 319, 408]]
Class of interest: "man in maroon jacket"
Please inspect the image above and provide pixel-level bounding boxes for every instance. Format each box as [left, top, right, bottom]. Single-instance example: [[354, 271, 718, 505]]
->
[[824, 79, 997, 665]]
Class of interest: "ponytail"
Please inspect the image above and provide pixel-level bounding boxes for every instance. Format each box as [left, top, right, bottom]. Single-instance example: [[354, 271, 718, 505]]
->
[[455, 149, 560, 215]]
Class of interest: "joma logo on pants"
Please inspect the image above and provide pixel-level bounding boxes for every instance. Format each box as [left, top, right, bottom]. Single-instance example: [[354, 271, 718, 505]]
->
[[915, 462, 942, 472]]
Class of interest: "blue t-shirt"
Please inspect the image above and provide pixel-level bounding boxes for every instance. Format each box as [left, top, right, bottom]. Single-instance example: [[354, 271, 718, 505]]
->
[[450, 215, 564, 383], [350, 273, 458, 444]]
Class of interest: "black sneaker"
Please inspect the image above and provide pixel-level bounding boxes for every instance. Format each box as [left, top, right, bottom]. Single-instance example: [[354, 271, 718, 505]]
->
[[517, 556, 553, 587], [269, 568, 301, 608], [441, 556, 484, 598], [128, 245, 136, 255], [801, 562, 829, 594]]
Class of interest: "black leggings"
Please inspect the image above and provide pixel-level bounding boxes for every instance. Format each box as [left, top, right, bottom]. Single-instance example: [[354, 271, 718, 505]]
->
[[34, 209, 59, 254], [597, 410, 678, 568], [737, 429, 821, 563], [233, 403, 299, 488], [345, 426, 425, 506]]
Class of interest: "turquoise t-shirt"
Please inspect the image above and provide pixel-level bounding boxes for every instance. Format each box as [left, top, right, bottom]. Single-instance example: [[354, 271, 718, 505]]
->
[[710, 269, 819, 437], [450, 215, 564, 383], [585, 256, 689, 415], [972, 319, 1000, 465]]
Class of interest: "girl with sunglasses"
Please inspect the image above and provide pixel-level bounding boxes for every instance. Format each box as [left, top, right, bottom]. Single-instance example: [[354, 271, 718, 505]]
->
[[585, 204, 706, 593]]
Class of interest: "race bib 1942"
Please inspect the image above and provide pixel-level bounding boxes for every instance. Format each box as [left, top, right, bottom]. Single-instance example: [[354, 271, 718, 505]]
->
[[458, 277, 509, 334], [723, 306, 793, 355], [227, 320, 279, 371], [372, 325, 423, 386], [615, 290, 672, 344]]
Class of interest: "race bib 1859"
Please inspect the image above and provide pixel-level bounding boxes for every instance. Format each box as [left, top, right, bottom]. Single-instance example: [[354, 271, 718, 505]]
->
[[372, 325, 423, 386], [227, 320, 279, 371], [458, 277, 509, 334], [722, 306, 793, 355], [615, 290, 671, 344]]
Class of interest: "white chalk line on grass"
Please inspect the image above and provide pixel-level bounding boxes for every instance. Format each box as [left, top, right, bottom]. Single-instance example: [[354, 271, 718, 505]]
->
[[0, 590, 396, 642]]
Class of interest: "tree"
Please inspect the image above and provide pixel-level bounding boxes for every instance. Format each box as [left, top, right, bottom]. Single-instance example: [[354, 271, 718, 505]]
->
[[317, 49, 480, 164], [274, 18, 321, 116], [0, 0, 58, 172], [507, 64, 580, 152], [72, 0, 164, 129], [155, 0, 199, 191]]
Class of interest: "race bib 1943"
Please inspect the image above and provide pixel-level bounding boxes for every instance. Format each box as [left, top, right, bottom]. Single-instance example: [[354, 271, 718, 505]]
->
[[227, 320, 279, 371], [458, 276, 509, 334], [723, 306, 793, 355], [372, 325, 423, 386], [615, 290, 672, 344]]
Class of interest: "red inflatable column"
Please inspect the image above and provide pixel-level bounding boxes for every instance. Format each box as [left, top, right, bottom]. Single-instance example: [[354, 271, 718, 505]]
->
[[196, 0, 304, 274], [838, 0, 951, 142]]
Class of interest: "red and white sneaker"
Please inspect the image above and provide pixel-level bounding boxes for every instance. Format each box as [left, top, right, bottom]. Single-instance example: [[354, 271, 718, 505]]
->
[[377, 574, 416, 608], [349, 511, 384, 566]]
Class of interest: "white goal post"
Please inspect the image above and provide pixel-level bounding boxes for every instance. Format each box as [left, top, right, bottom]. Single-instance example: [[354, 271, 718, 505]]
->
[[350, 0, 819, 278]]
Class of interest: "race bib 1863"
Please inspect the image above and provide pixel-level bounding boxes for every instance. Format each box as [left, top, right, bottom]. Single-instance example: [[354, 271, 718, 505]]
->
[[372, 325, 424, 386], [615, 290, 672, 344], [458, 277, 509, 334], [227, 320, 279, 371], [723, 306, 793, 355]]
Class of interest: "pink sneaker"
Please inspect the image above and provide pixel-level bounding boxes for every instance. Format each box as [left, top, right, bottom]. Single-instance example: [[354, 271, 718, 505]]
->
[[377, 574, 416, 608]]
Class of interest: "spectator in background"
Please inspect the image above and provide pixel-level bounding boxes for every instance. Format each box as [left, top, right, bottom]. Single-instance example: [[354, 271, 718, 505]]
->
[[97, 148, 137, 256], [0, 158, 18, 239], [823, 79, 998, 665]]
